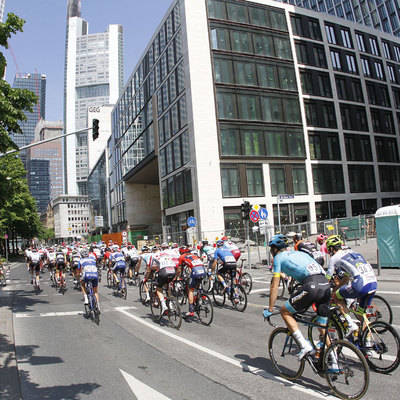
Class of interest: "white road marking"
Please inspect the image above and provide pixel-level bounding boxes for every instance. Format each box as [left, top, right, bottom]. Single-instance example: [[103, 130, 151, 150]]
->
[[115, 307, 336, 400], [120, 369, 171, 400], [16, 311, 83, 318], [249, 288, 269, 294], [377, 291, 400, 295]]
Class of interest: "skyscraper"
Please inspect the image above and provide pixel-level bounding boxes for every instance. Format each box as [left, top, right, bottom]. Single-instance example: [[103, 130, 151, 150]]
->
[[11, 73, 46, 166], [0, 0, 6, 23], [277, 0, 400, 37], [64, 0, 124, 195]]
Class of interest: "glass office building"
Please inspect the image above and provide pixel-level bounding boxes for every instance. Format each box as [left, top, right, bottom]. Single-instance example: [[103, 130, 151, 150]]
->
[[109, 0, 400, 238], [278, 0, 400, 37]]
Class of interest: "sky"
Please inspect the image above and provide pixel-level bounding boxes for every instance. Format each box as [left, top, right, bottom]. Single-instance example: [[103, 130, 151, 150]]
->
[[3, 0, 173, 121]]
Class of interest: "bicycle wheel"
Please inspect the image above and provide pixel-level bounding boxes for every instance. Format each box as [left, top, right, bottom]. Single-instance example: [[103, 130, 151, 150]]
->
[[92, 298, 100, 325], [121, 279, 127, 300], [239, 272, 252, 294], [271, 276, 285, 299], [232, 284, 247, 312], [268, 327, 305, 381], [150, 292, 162, 322], [167, 297, 182, 330], [360, 320, 400, 373], [212, 281, 226, 307], [177, 288, 189, 315], [139, 280, 147, 304], [60, 276, 65, 295], [366, 295, 393, 326], [84, 303, 90, 318], [97, 268, 102, 283], [107, 272, 112, 288], [196, 293, 213, 326], [0, 275, 6, 286], [202, 274, 212, 293], [308, 315, 344, 348], [323, 340, 369, 400]]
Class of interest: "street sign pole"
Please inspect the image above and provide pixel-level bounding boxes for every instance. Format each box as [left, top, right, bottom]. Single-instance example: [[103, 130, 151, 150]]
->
[[246, 219, 251, 269], [5, 234, 8, 263]]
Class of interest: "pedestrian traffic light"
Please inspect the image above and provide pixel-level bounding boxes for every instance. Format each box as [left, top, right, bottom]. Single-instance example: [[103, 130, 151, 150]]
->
[[241, 201, 251, 220], [92, 119, 99, 141]]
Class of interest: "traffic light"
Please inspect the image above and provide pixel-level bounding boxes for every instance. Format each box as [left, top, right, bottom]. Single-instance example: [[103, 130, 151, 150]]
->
[[92, 119, 99, 141], [241, 201, 251, 220]]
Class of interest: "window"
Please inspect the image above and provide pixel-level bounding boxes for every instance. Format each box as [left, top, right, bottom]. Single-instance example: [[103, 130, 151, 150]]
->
[[292, 166, 308, 194], [220, 127, 240, 156], [226, 3, 248, 24], [371, 109, 395, 134], [265, 129, 305, 158], [316, 200, 346, 220], [208, 0, 226, 19], [270, 165, 287, 195], [369, 37, 379, 56], [351, 199, 377, 216], [274, 36, 292, 60], [393, 88, 400, 109], [341, 29, 352, 48], [217, 92, 237, 119], [253, 34, 273, 57], [340, 105, 368, 131], [313, 45, 327, 68], [301, 70, 332, 97], [375, 137, 400, 162], [257, 64, 277, 88], [242, 129, 264, 156], [235, 61, 255, 86], [221, 164, 240, 197], [335, 76, 363, 102], [356, 33, 365, 52], [382, 42, 391, 59], [325, 25, 336, 44], [231, 30, 252, 53], [309, 132, 341, 160], [246, 165, 264, 196], [238, 94, 260, 120], [290, 15, 304, 36], [374, 61, 384, 80], [330, 50, 341, 69], [312, 165, 345, 194], [361, 58, 370, 76], [211, 28, 229, 50], [309, 19, 322, 40], [305, 100, 337, 128], [348, 165, 376, 193], [387, 65, 396, 83], [394, 46, 400, 62], [344, 134, 372, 161], [346, 54, 357, 73], [379, 166, 400, 192], [214, 58, 234, 83]]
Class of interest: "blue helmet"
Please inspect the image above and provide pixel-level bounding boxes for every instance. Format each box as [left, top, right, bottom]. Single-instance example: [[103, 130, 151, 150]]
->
[[268, 235, 288, 250], [216, 239, 224, 247]]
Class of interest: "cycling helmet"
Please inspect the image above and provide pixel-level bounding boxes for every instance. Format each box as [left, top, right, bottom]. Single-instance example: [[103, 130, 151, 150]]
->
[[221, 236, 228, 241], [326, 235, 343, 251], [152, 245, 159, 252], [161, 242, 169, 249], [80, 248, 89, 258], [317, 233, 327, 245], [216, 239, 224, 247], [268, 235, 288, 250], [202, 240, 209, 245], [141, 245, 150, 252], [179, 246, 190, 255], [172, 243, 178, 249]]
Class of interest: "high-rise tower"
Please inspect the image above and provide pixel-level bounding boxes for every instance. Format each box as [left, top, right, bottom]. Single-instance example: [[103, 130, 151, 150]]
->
[[64, 0, 124, 195], [11, 73, 46, 166], [0, 0, 6, 23]]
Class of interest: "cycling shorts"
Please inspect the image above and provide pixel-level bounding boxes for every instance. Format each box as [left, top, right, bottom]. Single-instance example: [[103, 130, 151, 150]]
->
[[286, 275, 331, 319], [156, 267, 176, 288], [82, 272, 98, 288], [56, 262, 66, 271], [337, 276, 377, 310], [112, 264, 126, 273], [128, 258, 139, 268], [218, 262, 236, 278], [189, 265, 206, 289], [30, 261, 41, 272]]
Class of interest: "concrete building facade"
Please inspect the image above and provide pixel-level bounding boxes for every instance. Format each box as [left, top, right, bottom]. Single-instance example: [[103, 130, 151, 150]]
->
[[108, 0, 400, 242]]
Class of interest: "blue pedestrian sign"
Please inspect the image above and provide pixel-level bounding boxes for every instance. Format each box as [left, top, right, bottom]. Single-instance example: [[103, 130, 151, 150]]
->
[[258, 208, 268, 220], [187, 217, 197, 227]]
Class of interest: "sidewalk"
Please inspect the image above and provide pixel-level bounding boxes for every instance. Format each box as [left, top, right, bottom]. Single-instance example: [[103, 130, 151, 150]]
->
[[0, 260, 22, 400]]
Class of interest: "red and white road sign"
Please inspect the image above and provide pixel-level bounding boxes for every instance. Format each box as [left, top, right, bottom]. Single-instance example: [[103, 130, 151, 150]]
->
[[249, 210, 259, 222]]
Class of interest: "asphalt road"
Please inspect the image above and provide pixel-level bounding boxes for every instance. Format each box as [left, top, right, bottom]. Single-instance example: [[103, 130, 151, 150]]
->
[[3, 262, 400, 400]]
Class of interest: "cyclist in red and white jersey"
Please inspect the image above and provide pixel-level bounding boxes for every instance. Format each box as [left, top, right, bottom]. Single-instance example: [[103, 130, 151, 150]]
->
[[222, 236, 241, 261]]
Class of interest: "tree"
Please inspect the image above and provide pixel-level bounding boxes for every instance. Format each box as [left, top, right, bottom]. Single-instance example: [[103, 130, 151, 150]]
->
[[0, 13, 38, 153]]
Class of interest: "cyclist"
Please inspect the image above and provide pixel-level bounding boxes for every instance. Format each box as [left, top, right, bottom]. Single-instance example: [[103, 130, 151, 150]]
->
[[263, 235, 331, 361], [291, 233, 325, 267], [28, 248, 41, 289], [125, 244, 139, 284], [110, 246, 126, 287], [177, 246, 206, 317], [47, 248, 56, 280], [79, 248, 100, 310], [317, 234, 328, 254], [55, 247, 67, 288], [137, 245, 153, 303], [222, 236, 241, 261], [211, 239, 238, 295], [325, 235, 377, 337], [70, 250, 81, 284]]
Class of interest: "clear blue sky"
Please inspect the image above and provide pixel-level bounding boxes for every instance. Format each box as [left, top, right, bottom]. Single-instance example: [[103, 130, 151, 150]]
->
[[4, 0, 172, 121]]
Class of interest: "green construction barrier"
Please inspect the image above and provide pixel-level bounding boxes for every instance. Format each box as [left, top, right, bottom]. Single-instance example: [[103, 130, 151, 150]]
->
[[88, 235, 102, 244], [129, 230, 148, 248], [375, 205, 400, 268], [337, 217, 365, 241]]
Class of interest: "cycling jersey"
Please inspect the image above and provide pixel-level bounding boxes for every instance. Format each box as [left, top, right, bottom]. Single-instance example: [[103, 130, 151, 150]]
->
[[295, 241, 324, 266], [153, 252, 176, 270], [80, 257, 98, 287], [213, 247, 237, 265], [326, 249, 377, 285], [111, 252, 126, 271], [273, 250, 325, 284]]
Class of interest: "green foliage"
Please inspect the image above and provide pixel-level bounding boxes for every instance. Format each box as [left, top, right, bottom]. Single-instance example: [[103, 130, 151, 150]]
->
[[0, 13, 38, 153], [0, 154, 43, 239], [39, 227, 55, 241]]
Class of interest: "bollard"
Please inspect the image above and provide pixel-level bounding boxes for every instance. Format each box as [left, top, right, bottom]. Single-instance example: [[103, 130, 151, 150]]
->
[[355, 234, 358, 247]]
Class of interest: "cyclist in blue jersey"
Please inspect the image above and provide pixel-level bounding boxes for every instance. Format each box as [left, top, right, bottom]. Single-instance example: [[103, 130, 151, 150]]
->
[[79, 248, 99, 309], [110, 246, 126, 285], [211, 239, 238, 292], [263, 235, 331, 360], [326, 235, 377, 337]]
